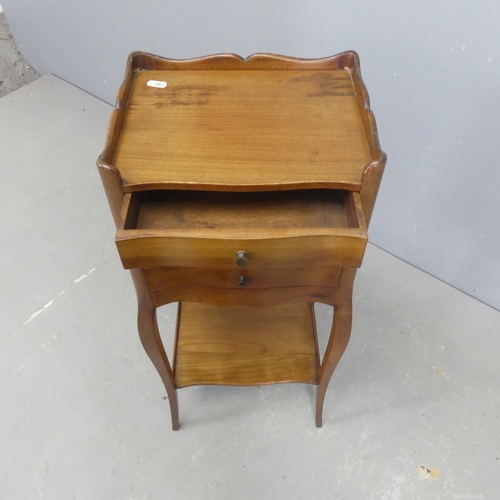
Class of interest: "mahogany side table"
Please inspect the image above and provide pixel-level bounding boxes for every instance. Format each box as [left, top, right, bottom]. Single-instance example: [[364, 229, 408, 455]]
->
[[97, 51, 386, 430]]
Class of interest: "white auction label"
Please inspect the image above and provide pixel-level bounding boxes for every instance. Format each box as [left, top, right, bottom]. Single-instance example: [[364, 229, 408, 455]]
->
[[146, 80, 167, 88]]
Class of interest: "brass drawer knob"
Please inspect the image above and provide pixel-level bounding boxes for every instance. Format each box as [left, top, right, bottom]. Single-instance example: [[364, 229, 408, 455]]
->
[[236, 251, 249, 267], [238, 276, 249, 288]]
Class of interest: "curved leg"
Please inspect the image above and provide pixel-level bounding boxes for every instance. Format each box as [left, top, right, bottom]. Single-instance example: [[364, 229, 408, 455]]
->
[[132, 269, 179, 430], [315, 267, 356, 427]]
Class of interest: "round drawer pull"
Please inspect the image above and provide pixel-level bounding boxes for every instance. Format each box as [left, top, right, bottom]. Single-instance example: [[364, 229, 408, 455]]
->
[[238, 276, 249, 288], [236, 251, 249, 267]]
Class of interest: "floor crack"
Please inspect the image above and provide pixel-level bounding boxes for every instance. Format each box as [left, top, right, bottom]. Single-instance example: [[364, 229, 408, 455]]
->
[[13, 267, 97, 334]]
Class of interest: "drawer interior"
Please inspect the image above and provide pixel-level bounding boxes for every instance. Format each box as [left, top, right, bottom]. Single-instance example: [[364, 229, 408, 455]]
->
[[121, 189, 364, 231]]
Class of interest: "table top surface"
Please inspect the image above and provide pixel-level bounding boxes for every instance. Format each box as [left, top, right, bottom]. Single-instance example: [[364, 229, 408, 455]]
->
[[113, 68, 372, 192]]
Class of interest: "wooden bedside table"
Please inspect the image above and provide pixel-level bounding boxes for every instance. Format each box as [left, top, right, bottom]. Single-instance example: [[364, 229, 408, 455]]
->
[[97, 51, 386, 430]]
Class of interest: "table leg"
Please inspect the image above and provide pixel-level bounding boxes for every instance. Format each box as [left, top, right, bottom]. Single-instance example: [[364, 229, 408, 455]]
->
[[132, 270, 179, 430], [315, 267, 356, 427]]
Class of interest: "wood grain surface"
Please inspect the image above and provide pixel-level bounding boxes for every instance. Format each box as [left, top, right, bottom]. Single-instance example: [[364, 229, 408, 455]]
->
[[116, 189, 367, 269], [132, 190, 350, 230], [116, 233, 367, 270], [113, 69, 371, 192], [145, 265, 342, 290], [148, 284, 338, 308], [174, 302, 319, 387]]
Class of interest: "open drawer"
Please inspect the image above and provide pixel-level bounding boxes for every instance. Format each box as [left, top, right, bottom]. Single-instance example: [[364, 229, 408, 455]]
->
[[115, 189, 367, 270]]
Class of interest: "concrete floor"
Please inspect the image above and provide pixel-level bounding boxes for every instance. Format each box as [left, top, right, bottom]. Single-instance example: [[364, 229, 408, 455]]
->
[[0, 11, 39, 98], [1, 75, 499, 499]]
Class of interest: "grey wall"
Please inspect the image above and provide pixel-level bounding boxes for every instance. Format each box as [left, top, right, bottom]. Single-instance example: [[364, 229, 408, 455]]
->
[[4, 0, 500, 310]]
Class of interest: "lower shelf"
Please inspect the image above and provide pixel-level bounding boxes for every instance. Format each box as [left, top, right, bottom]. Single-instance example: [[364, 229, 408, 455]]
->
[[174, 302, 319, 388]]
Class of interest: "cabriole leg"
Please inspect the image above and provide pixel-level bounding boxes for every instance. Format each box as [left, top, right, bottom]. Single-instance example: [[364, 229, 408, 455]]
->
[[132, 269, 179, 431], [315, 267, 356, 427]]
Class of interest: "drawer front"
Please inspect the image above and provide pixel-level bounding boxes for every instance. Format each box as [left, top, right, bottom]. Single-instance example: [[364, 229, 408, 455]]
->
[[116, 234, 366, 270], [145, 266, 342, 291]]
